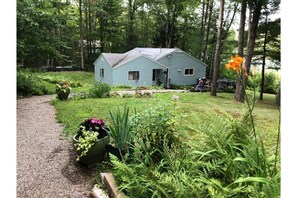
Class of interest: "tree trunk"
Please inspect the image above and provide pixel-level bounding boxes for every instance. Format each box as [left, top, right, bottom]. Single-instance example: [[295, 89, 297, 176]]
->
[[165, 2, 176, 48], [199, 0, 206, 60], [202, 0, 214, 63], [260, 11, 269, 101], [234, 0, 246, 102], [210, 0, 224, 96], [244, 2, 263, 77], [275, 87, 280, 106], [79, 0, 84, 70], [127, 0, 137, 50]]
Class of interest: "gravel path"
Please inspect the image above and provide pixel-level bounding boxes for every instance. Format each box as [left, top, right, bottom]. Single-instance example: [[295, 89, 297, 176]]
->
[[17, 95, 97, 198]]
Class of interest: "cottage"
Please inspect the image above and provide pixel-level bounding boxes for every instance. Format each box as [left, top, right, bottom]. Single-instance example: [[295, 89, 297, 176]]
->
[[94, 48, 207, 87]]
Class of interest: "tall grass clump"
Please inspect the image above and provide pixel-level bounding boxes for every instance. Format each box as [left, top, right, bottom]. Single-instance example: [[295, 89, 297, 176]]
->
[[108, 106, 136, 161], [88, 82, 111, 98]]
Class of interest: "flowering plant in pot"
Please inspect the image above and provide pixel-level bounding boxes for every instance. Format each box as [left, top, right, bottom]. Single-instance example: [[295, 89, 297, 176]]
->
[[73, 118, 110, 166], [56, 80, 71, 100]]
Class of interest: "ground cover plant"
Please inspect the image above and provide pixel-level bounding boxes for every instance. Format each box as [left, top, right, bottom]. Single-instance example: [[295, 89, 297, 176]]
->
[[37, 71, 95, 92], [17, 70, 96, 97], [17, 68, 54, 97]]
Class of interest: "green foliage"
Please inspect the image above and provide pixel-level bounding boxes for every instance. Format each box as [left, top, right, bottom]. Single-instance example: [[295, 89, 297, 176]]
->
[[52, 92, 279, 196], [75, 128, 99, 161], [88, 82, 111, 98], [113, 85, 133, 90], [55, 80, 71, 100], [111, 110, 280, 197], [17, 0, 79, 67], [17, 68, 52, 97], [247, 72, 280, 94], [108, 106, 135, 160], [131, 102, 179, 163], [38, 71, 94, 92]]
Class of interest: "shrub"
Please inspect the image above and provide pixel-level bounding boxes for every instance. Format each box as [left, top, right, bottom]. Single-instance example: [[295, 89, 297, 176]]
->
[[88, 82, 111, 98], [247, 72, 280, 94], [17, 68, 51, 97]]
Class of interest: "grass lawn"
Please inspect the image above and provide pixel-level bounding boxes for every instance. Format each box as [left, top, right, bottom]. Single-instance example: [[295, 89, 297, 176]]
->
[[53, 91, 279, 154], [38, 71, 95, 92], [37, 71, 141, 93]]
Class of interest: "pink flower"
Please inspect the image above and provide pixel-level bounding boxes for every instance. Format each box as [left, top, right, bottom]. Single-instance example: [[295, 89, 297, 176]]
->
[[97, 119, 103, 125]]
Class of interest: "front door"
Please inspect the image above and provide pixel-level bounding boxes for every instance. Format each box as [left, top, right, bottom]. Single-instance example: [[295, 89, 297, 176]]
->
[[152, 69, 163, 86]]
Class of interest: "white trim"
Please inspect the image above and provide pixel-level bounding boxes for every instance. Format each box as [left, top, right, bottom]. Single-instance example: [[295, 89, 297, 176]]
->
[[128, 71, 140, 80], [184, 68, 195, 76], [113, 55, 168, 69]]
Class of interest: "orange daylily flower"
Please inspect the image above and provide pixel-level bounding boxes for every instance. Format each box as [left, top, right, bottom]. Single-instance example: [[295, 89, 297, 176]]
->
[[225, 54, 244, 73]]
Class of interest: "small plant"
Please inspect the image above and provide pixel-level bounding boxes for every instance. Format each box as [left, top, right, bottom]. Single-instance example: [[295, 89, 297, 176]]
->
[[75, 128, 99, 161], [74, 118, 110, 164], [56, 80, 71, 100], [131, 102, 178, 164], [77, 118, 108, 138], [88, 82, 111, 98], [108, 106, 135, 161]]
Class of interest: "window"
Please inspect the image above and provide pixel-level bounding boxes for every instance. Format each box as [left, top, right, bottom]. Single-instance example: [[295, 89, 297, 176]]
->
[[128, 71, 139, 80], [184, 68, 194, 76], [100, 68, 104, 77]]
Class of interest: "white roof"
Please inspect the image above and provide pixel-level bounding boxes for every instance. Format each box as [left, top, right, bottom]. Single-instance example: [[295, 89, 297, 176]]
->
[[101, 48, 183, 68]]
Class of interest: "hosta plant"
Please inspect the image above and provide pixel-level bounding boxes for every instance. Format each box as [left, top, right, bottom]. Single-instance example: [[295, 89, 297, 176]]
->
[[55, 80, 71, 100]]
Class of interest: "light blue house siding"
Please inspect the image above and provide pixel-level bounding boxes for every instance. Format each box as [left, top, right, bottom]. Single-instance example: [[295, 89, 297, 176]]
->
[[113, 56, 167, 87], [158, 52, 207, 85], [93, 48, 207, 87], [94, 55, 113, 85]]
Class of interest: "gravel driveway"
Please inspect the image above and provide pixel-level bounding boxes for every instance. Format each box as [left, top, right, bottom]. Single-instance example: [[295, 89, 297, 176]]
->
[[17, 95, 96, 198]]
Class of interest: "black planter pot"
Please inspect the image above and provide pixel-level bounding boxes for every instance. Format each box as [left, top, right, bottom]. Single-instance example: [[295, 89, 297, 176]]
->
[[73, 134, 110, 166], [57, 91, 70, 100]]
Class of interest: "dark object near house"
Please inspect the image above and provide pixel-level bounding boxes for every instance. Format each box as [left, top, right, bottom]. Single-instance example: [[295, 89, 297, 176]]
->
[[195, 77, 209, 92], [217, 79, 236, 92]]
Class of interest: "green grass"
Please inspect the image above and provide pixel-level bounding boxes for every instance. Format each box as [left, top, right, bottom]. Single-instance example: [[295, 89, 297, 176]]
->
[[53, 91, 279, 152], [37, 71, 142, 93], [38, 71, 95, 92]]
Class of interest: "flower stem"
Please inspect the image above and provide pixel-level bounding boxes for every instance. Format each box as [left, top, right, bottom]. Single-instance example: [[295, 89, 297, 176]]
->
[[240, 73, 259, 164], [273, 108, 281, 176]]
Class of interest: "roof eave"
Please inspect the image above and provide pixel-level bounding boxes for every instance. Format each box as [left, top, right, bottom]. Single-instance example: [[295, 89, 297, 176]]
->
[[113, 55, 169, 69]]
